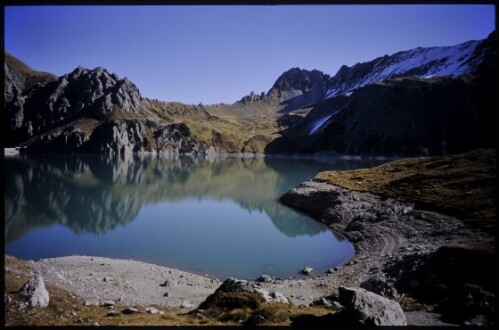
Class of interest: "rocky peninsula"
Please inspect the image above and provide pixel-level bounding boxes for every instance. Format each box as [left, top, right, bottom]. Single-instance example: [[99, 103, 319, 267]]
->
[[4, 149, 496, 326]]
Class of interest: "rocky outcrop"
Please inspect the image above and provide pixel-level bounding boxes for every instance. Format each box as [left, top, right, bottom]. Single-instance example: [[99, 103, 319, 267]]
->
[[6, 64, 142, 147], [266, 67, 330, 113], [333, 286, 407, 326], [196, 278, 289, 315], [154, 123, 206, 155], [269, 68, 329, 96], [89, 120, 149, 155], [19, 275, 50, 308], [238, 91, 266, 104]]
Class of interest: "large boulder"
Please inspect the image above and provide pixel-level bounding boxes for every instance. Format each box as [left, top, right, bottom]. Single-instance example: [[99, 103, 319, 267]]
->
[[337, 286, 407, 326], [19, 275, 50, 308], [198, 278, 289, 313], [214, 278, 289, 304]]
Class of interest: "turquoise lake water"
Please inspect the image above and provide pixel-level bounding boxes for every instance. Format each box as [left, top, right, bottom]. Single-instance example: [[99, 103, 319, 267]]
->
[[4, 154, 386, 279]]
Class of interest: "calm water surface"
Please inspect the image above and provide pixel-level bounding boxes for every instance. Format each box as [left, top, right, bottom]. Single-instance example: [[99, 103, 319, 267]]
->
[[5, 154, 386, 279]]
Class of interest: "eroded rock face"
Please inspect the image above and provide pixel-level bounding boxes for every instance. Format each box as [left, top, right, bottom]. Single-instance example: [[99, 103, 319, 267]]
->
[[155, 123, 202, 155], [337, 286, 407, 326], [6, 65, 142, 147], [19, 275, 50, 308], [89, 120, 148, 155]]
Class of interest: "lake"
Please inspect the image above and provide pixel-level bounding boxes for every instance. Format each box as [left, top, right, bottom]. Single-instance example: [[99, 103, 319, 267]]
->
[[4, 154, 387, 279]]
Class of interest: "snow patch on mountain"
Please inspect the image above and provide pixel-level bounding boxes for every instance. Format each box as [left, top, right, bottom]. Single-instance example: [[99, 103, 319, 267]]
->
[[326, 39, 481, 99], [309, 114, 334, 135]]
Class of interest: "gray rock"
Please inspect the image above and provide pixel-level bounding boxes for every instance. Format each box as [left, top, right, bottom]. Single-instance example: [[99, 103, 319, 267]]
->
[[338, 286, 407, 326], [19, 275, 50, 308], [217, 278, 258, 293], [257, 274, 272, 283], [302, 267, 313, 275], [85, 298, 100, 306], [360, 278, 398, 298], [267, 291, 289, 304], [145, 307, 159, 314], [311, 297, 334, 308], [100, 300, 115, 307], [326, 268, 335, 274], [122, 307, 139, 314], [106, 310, 118, 317], [180, 301, 194, 308], [209, 278, 289, 305]]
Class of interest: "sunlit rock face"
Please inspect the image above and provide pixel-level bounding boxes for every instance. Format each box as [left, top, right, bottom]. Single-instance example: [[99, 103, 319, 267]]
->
[[5, 62, 142, 147]]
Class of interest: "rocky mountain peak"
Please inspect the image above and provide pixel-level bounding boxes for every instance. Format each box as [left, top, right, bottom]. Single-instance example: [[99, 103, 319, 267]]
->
[[269, 67, 329, 94], [324, 33, 494, 99], [5, 63, 143, 146]]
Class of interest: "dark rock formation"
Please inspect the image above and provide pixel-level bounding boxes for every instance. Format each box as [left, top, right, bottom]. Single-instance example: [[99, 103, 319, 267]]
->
[[238, 91, 266, 104], [266, 67, 330, 113], [269, 67, 329, 95], [5, 63, 142, 147], [267, 73, 495, 156], [385, 244, 496, 325]]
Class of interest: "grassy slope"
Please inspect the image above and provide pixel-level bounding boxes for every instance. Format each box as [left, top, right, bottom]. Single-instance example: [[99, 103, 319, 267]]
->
[[141, 98, 284, 153], [315, 149, 496, 221], [5, 51, 57, 89]]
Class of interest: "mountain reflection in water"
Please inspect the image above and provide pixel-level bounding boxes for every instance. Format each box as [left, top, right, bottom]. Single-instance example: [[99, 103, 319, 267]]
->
[[5, 154, 385, 278]]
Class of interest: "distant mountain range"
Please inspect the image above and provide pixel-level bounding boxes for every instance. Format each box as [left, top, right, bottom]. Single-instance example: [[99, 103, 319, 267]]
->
[[4, 31, 495, 156]]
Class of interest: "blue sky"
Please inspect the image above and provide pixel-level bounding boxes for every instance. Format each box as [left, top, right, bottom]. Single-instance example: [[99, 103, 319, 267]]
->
[[4, 5, 495, 105]]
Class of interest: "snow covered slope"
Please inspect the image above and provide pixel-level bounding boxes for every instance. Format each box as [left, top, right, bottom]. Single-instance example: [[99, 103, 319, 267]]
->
[[325, 34, 491, 99]]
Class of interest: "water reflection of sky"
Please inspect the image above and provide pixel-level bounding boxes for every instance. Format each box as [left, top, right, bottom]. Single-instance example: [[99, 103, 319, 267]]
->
[[5, 154, 386, 279]]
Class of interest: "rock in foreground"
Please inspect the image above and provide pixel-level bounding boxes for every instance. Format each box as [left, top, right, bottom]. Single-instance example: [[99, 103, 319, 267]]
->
[[337, 286, 407, 326], [19, 275, 50, 308]]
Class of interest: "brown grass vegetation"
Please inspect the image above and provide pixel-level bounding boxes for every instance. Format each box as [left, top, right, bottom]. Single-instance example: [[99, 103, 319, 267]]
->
[[315, 149, 496, 222], [140, 98, 283, 153]]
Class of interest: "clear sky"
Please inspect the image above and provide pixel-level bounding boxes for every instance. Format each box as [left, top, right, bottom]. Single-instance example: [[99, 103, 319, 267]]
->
[[4, 5, 495, 105]]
